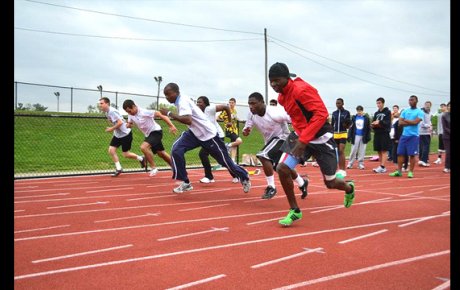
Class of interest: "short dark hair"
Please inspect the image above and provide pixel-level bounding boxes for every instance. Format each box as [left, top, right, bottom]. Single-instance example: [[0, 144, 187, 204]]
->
[[410, 95, 418, 101], [356, 105, 363, 111], [440, 103, 446, 106], [336, 98, 344, 103], [376, 97, 385, 103], [248, 92, 264, 102], [100, 97, 110, 104], [229, 97, 236, 102], [393, 105, 399, 109], [122, 99, 135, 110], [164, 83, 180, 93], [269, 99, 278, 105], [197, 96, 210, 107]]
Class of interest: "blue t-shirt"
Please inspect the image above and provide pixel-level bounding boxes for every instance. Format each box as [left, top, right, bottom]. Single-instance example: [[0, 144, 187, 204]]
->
[[401, 108, 424, 136], [355, 115, 365, 136]]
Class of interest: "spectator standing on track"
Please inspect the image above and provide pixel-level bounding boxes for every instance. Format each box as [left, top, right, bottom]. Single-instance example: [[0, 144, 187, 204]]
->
[[392, 110, 409, 171], [388, 105, 400, 161], [441, 102, 450, 173], [331, 98, 352, 178], [218, 97, 243, 168], [418, 101, 433, 167], [242, 92, 309, 200], [196, 96, 237, 183], [161, 83, 251, 193], [347, 105, 371, 170], [268, 62, 355, 227], [371, 97, 392, 173], [389, 95, 424, 178], [434, 103, 447, 165], [98, 97, 146, 177], [122, 99, 177, 176]]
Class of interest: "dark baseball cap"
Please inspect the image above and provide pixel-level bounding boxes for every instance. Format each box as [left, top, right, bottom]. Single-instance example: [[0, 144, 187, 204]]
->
[[269, 62, 297, 78]]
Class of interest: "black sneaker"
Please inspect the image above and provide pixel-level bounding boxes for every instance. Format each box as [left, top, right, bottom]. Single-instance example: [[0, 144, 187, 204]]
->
[[261, 186, 277, 199], [139, 156, 147, 171], [299, 178, 309, 199], [111, 169, 123, 177]]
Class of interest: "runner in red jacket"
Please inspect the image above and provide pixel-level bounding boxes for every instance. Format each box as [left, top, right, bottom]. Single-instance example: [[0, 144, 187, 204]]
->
[[269, 62, 355, 226]]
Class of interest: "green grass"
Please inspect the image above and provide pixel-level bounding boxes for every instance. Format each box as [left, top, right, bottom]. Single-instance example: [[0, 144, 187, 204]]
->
[[14, 113, 439, 176]]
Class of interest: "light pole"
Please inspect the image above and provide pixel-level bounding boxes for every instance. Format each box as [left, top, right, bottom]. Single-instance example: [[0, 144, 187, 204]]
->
[[154, 76, 162, 110], [54, 92, 60, 112], [97, 85, 103, 98]]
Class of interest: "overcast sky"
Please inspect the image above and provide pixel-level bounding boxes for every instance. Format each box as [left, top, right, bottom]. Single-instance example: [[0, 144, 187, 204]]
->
[[14, 0, 450, 118]]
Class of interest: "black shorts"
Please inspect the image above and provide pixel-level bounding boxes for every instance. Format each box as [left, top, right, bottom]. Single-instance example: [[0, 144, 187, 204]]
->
[[373, 132, 391, 152], [256, 137, 285, 169], [110, 131, 133, 152], [225, 131, 239, 142], [334, 138, 347, 145], [280, 131, 337, 177], [438, 134, 445, 150], [145, 130, 165, 153]]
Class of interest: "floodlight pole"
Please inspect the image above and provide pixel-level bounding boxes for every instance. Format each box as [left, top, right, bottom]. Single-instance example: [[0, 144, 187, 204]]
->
[[54, 92, 60, 112], [154, 76, 163, 110]]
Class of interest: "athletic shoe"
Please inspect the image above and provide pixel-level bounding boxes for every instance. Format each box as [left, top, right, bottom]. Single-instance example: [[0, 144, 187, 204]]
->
[[335, 170, 346, 179], [299, 178, 309, 199], [242, 179, 251, 193], [407, 171, 414, 178], [261, 186, 277, 199], [111, 169, 123, 177], [200, 177, 215, 183], [434, 158, 442, 165], [279, 209, 302, 226], [402, 167, 409, 172], [149, 168, 158, 176], [232, 177, 239, 183], [344, 181, 355, 208], [418, 161, 430, 167], [389, 170, 402, 177], [312, 162, 319, 167], [443, 168, 450, 173], [346, 163, 353, 169], [373, 166, 387, 173], [173, 182, 193, 193], [139, 156, 147, 169], [358, 164, 365, 170]]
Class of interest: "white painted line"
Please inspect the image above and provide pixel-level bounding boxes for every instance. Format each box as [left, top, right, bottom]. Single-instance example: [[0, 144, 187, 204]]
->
[[442, 211, 450, 215], [360, 197, 393, 204], [94, 212, 160, 223], [15, 224, 70, 234], [14, 210, 25, 213], [15, 193, 70, 199], [398, 212, 450, 228], [246, 217, 282, 225], [399, 191, 424, 197], [273, 250, 450, 289], [15, 184, 129, 193], [47, 201, 109, 209], [429, 186, 451, 192], [338, 229, 388, 244], [86, 187, 133, 193], [432, 280, 450, 290], [32, 244, 133, 263], [165, 274, 226, 290], [310, 205, 343, 213], [251, 248, 324, 269], [158, 227, 229, 241], [15, 192, 165, 204], [178, 203, 230, 211]]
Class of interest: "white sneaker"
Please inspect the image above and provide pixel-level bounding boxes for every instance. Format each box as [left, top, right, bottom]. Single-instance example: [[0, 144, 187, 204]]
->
[[417, 160, 424, 166], [312, 162, 319, 167], [200, 177, 215, 183], [149, 168, 158, 176], [232, 177, 239, 183], [373, 166, 387, 173], [434, 158, 442, 165], [358, 164, 365, 170], [443, 168, 450, 173], [347, 163, 353, 169], [173, 182, 193, 193], [419, 161, 430, 167]]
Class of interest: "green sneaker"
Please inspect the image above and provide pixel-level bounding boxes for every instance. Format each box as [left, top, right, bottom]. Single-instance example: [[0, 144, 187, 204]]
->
[[279, 209, 302, 226], [407, 171, 414, 178], [344, 181, 355, 208], [389, 170, 402, 177]]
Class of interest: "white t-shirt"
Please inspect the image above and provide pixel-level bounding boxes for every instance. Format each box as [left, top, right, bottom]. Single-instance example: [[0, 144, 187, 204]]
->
[[105, 107, 131, 138], [175, 95, 217, 141], [127, 107, 162, 137], [243, 106, 291, 144], [204, 105, 225, 138]]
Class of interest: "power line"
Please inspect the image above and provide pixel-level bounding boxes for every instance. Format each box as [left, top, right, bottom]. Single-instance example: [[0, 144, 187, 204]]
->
[[269, 35, 449, 95], [15, 27, 262, 43], [270, 40, 449, 97], [25, 0, 262, 36]]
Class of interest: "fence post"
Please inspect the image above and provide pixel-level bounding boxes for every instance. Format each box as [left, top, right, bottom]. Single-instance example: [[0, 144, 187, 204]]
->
[[14, 81, 18, 110], [70, 87, 73, 112]]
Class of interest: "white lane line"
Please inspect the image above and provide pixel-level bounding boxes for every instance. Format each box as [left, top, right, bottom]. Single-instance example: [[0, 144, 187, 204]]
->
[[47, 201, 109, 209], [432, 280, 450, 290], [14, 210, 25, 213], [251, 248, 324, 269], [310, 205, 343, 213], [165, 274, 226, 290], [158, 227, 229, 241], [15, 192, 166, 204], [429, 186, 451, 192], [178, 204, 230, 211], [15, 224, 70, 234], [273, 250, 450, 290], [360, 197, 393, 204], [338, 229, 388, 244], [32, 244, 133, 263], [86, 187, 133, 193], [398, 212, 450, 228], [246, 217, 282, 225], [15, 185, 130, 193], [15, 193, 70, 199], [94, 212, 160, 223], [399, 191, 424, 197]]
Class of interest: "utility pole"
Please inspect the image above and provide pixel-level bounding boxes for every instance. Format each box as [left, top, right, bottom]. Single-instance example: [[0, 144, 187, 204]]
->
[[154, 76, 163, 110], [97, 85, 103, 98]]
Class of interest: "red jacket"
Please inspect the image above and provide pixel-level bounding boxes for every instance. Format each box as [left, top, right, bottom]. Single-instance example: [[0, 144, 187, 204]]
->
[[278, 78, 332, 144]]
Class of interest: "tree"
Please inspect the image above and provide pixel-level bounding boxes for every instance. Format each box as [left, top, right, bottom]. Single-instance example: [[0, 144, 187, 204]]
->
[[16, 103, 31, 111], [32, 103, 48, 111], [87, 105, 97, 113]]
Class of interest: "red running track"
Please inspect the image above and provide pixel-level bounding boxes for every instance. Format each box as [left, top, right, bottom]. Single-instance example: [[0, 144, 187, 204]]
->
[[14, 158, 450, 289]]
